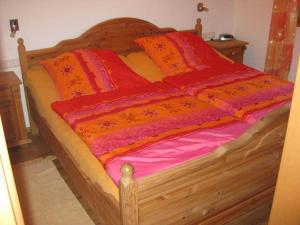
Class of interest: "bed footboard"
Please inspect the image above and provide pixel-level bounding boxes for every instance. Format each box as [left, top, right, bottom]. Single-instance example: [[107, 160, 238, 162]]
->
[[119, 108, 288, 225]]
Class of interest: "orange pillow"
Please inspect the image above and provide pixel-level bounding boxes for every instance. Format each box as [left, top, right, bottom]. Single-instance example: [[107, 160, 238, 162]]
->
[[135, 32, 229, 76], [40, 49, 149, 100], [135, 34, 193, 76], [40, 51, 99, 100]]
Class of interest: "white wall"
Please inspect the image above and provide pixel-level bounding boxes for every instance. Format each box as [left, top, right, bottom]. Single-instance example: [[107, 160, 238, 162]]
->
[[0, 0, 235, 127], [0, 0, 235, 64], [289, 28, 300, 82], [233, 0, 274, 71]]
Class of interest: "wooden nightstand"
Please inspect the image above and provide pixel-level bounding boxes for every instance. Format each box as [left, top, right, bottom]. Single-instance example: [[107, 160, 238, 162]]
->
[[207, 39, 248, 63], [0, 71, 31, 147]]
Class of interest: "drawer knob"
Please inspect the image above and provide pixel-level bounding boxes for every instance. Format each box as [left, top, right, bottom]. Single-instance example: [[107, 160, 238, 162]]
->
[[231, 52, 236, 56]]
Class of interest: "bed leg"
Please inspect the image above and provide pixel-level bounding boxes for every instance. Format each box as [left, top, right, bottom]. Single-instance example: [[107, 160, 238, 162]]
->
[[119, 163, 139, 225]]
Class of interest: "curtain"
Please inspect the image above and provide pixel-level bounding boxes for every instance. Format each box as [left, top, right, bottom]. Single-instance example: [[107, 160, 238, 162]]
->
[[264, 0, 299, 79]]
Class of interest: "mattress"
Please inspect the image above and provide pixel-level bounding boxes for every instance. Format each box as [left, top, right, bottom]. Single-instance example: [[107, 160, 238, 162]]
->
[[120, 52, 166, 82]]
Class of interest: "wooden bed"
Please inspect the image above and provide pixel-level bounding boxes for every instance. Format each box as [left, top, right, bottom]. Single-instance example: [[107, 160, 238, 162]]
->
[[17, 17, 289, 225]]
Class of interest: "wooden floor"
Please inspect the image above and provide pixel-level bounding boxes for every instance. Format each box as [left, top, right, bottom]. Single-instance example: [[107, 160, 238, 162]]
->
[[9, 135, 270, 225], [9, 135, 53, 164]]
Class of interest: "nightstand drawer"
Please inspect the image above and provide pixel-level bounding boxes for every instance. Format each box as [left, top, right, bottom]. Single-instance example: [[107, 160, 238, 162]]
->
[[0, 89, 12, 102], [207, 39, 248, 63], [221, 47, 243, 58], [220, 47, 244, 63]]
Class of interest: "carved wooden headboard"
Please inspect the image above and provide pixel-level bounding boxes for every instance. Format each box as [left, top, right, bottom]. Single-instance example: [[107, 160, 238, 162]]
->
[[17, 17, 202, 85]]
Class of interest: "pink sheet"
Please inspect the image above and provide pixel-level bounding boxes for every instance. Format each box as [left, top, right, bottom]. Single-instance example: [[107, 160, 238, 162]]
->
[[107, 121, 251, 183]]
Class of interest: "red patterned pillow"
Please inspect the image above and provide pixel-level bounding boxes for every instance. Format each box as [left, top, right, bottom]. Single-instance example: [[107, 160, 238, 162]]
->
[[40, 49, 149, 100], [135, 32, 229, 76]]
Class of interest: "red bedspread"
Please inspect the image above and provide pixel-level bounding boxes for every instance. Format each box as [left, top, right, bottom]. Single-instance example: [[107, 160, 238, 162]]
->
[[52, 82, 237, 167], [163, 63, 262, 94], [164, 63, 293, 121]]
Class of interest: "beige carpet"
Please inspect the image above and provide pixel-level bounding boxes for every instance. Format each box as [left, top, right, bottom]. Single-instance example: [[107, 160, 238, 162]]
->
[[12, 157, 94, 225]]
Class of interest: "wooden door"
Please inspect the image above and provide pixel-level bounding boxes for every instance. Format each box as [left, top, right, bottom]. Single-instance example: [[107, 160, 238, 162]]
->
[[268, 57, 300, 224], [0, 117, 25, 225]]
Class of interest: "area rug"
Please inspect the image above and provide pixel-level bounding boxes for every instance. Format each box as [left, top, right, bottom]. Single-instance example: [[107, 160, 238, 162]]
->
[[12, 157, 94, 225]]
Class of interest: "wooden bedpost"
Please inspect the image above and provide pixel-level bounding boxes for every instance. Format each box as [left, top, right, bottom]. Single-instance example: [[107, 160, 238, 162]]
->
[[195, 18, 202, 37], [119, 164, 138, 225], [17, 39, 28, 85], [17, 38, 39, 135]]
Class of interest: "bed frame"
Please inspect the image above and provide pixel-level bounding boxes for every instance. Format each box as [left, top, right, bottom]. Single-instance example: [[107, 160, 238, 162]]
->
[[17, 17, 289, 225]]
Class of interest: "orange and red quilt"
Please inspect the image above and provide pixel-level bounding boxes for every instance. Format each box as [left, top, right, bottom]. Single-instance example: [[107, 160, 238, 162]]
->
[[52, 82, 237, 168], [164, 63, 293, 122]]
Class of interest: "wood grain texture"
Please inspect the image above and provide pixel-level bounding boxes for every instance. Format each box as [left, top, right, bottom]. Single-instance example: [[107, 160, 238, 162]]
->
[[120, 164, 139, 225], [136, 108, 288, 225], [17, 40, 38, 135], [17, 17, 289, 225], [199, 187, 274, 225], [19, 17, 175, 67], [0, 71, 31, 147]]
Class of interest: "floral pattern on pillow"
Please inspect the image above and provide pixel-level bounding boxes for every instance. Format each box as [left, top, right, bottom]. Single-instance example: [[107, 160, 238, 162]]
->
[[40, 50, 113, 99], [135, 32, 228, 76], [40, 49, 149, 100]]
